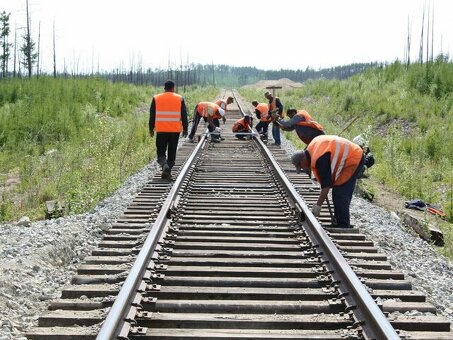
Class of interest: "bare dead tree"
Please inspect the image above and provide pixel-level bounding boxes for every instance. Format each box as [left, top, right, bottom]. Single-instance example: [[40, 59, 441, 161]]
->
[[418, 3, 425, 64], [25, 0, 32, 78], [13, 26, 17, 77], [53, 20, 56, 78], [36, 21, 40, 77], [430, 2, 434, 62], [406, 15, 411, 69], [426, 4, 430, 65]]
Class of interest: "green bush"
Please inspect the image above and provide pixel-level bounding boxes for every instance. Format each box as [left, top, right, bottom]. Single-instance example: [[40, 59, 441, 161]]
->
[[0, 78, 217, 222], [239, 57, 453, 233]]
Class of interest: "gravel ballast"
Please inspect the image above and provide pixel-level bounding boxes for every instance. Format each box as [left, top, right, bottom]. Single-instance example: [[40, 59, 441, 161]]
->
[[0, 135, 452, 339], [0, 160, 160, 340]]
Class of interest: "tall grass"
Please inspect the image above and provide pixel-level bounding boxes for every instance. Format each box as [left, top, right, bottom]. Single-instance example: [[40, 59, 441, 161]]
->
[[239, 59, 453, 223], [0, 78, 217, 222]]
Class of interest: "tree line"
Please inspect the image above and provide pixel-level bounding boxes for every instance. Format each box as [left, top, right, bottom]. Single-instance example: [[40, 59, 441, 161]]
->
[[0, 3, 380, 86]]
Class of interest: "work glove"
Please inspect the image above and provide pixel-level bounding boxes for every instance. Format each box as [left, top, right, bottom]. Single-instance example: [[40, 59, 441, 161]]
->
[[182, 130, 188, 138], [214, 127, 222, 133], [149, 130, 154, 138], [311, 204, 322, 217], [222, 116, 227, 124]]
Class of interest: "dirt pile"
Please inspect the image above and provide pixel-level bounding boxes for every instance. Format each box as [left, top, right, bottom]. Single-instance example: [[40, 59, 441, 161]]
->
[[241, 78, 303, 91]]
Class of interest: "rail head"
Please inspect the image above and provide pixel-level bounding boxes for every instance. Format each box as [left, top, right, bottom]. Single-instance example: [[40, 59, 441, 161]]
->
[[96, 134, 207, 340], [232, 90, 400, 340]]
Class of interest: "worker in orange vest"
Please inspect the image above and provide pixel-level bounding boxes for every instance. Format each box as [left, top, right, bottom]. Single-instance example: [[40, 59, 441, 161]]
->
[[215, 96, 234, 125], [188, 102, 225, 142], [276, 108, 325, 146], [291, 135, 365, 228], [252, 101, 271, 142], [232, 115, 253, 139], [264, 91, 284, 146], [149, 80, 188, 179]]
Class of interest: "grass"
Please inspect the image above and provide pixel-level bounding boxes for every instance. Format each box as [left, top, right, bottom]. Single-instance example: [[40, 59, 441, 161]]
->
[[0, 78, 217, 222], [239, 59, 453, 258]]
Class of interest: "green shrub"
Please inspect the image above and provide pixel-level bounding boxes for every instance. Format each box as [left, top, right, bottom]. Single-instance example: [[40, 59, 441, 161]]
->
[[0, 78, 217, 222]]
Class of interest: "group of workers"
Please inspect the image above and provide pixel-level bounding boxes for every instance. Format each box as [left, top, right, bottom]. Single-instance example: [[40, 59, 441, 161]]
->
[[149, 80, 374, 228]]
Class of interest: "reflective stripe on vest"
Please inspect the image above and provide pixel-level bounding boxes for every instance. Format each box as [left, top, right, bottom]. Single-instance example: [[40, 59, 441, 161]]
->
[[308, 135, 363, 186], [295, 110, 324, 131], [154, 92, 182, 132], [197, 102, 221, 118]]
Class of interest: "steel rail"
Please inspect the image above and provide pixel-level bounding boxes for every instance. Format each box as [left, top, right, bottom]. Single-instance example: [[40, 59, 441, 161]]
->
[[96, 134, 207, 340], [232, 90, 400, 340]]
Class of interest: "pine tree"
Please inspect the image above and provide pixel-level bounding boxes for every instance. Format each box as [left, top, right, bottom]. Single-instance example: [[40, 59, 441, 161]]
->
[[0, 11, 12, 79]]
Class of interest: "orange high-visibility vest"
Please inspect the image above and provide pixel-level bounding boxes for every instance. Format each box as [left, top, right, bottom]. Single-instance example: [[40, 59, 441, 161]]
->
[[154, 92, 183, 132], [295, 110, 324, 132], [308, 135, 363, 186], [232, 117, 250, 132], [197, 102, 222, 119], [256, 103, 271, 122], [215, 99, 227, 111]]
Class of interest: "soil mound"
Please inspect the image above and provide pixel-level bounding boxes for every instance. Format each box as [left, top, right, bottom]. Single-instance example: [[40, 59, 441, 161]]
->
[[241, 78, 303, 91]]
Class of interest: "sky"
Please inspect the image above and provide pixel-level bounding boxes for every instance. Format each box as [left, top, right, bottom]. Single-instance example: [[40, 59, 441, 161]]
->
[[2, 0, 452, 73]]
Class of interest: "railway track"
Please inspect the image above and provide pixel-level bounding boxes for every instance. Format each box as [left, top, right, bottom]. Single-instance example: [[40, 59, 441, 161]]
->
[[27, 91, 452, 339]]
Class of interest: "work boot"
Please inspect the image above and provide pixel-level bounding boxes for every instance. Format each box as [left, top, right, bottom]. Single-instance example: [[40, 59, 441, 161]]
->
[[211, 134, 221, 143], [161, 164, 172, 180]]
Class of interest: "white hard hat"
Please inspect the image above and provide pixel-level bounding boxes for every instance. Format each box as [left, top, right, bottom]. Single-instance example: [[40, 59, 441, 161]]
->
[[218, 108, 225, 116], [353, 135, 366, 148]]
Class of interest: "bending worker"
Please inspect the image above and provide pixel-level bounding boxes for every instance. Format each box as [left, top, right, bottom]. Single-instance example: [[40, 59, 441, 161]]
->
[[264, 91, 284, 146], [232, 115, 253, 139], [188, 101, 225, 142], [276, 108, 325, 146], [149, 80, 188, 179], [291, 135, 365, 228], [252, 100, 272, 142], [215, 96, 234, 125]]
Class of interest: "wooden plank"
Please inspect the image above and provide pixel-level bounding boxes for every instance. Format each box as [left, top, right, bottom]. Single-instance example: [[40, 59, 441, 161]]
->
[[39, 309, 107, 327], [160, 266, 317, 278], [143, 328, 347, 339], [141, 312, 350, 329], [153, 299, 342, 314], [160, 276, 323, 288], [152, 286, 334, 301]]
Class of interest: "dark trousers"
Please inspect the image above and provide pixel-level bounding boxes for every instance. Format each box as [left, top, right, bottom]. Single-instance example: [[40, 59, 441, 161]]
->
[[156, 132, 180, 169], [256, 121, 269, 135], [271, 122, 281, 145], [234, 125, 246, 139], [332, 156, 365, 227], [189, 114, 216, 139]]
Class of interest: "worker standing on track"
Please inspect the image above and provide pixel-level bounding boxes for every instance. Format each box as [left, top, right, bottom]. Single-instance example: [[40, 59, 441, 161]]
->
[[276, 108, 325, 146], [232, 115, 253, 139], [215, 96, 234, 126], [291, 135, 365, 228], [264, 91, 284, 146], [149, 80, 188, 180], [252, 101, 272, 142], [188, 102, 225, 143]]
